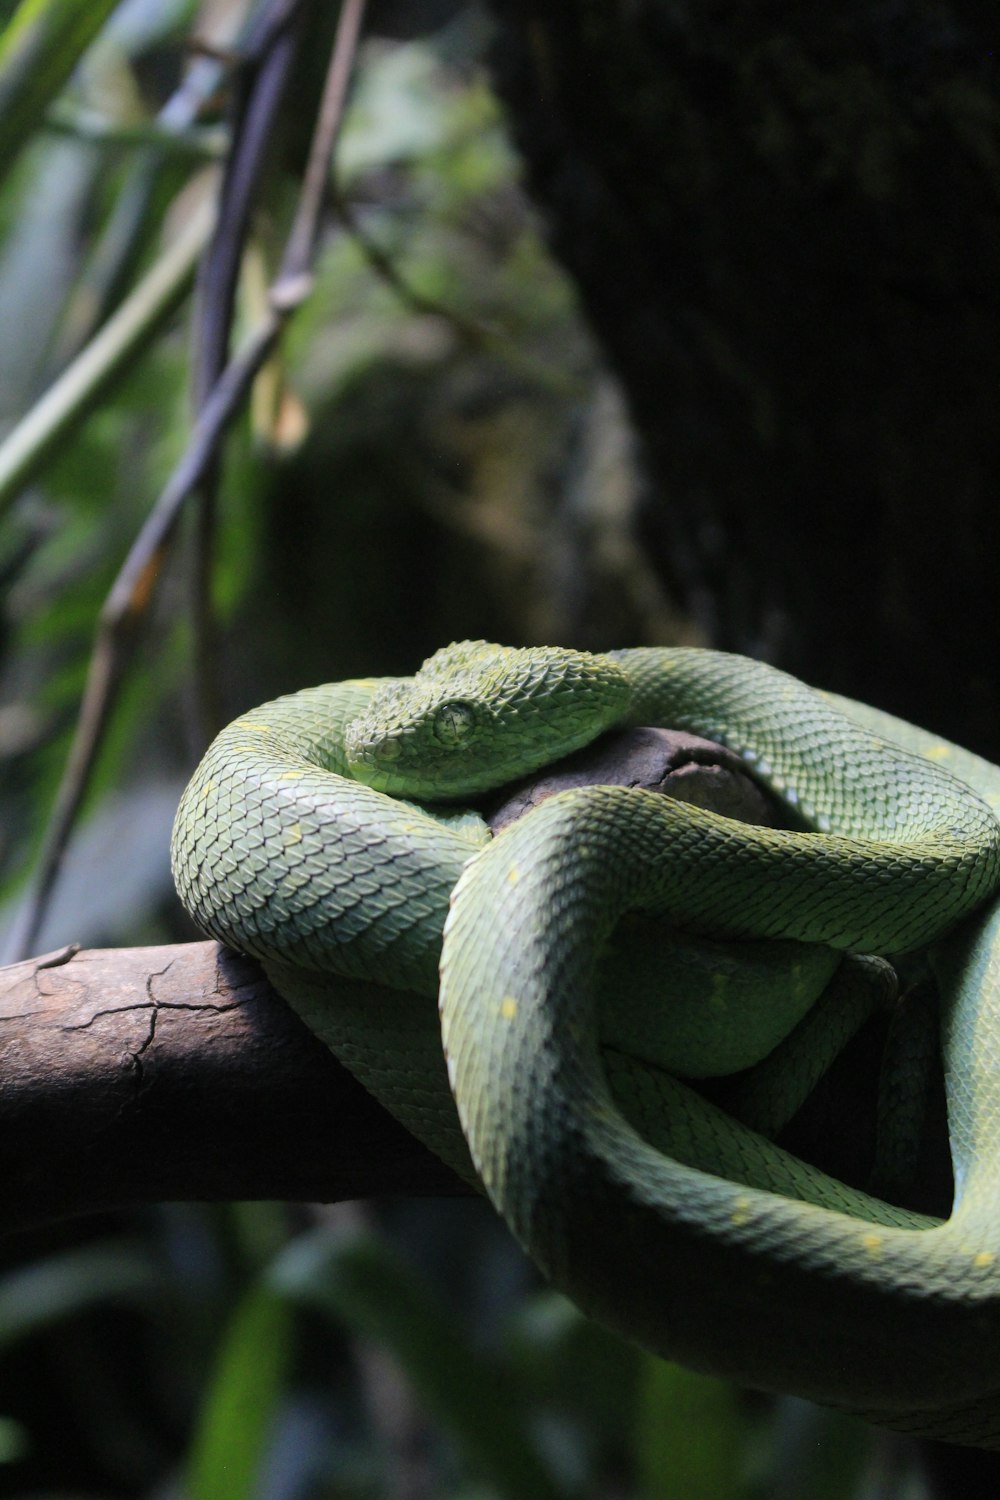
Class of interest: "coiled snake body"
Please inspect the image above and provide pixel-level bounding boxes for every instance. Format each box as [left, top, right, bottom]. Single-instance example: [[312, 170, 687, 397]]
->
[[171, 643, 1000, 1445]]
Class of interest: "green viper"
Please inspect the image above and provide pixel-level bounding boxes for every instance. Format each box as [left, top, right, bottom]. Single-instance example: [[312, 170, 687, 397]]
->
[[171, 642, 1000, 1446]]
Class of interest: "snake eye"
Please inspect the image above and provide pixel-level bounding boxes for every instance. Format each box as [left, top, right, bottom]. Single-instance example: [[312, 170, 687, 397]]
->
[[432, 700, 477, 747]]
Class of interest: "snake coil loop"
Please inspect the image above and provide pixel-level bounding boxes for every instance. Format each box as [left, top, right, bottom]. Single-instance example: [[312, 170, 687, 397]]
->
[[172, 642, 1000, 1447]]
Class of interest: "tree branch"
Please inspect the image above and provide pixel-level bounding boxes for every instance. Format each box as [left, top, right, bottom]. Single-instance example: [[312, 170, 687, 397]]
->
[[0, 939, 464, 1237]]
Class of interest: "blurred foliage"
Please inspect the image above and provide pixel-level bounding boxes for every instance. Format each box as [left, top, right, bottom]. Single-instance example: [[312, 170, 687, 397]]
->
[[0, 2, 936, 1496]]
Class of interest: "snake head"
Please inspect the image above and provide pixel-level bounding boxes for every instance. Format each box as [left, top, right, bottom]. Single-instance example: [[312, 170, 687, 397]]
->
[[344, 640, 631, 800]]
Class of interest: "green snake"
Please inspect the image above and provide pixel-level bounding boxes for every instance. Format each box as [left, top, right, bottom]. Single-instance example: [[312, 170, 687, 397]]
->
[[171, 642, 1000, 1446]]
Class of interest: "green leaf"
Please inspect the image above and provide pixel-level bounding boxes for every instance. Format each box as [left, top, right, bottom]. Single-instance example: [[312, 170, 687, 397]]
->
[[270, 1227, 565, 1500], [0, 192, 212, 519], [505, 1291, 641, 1456], [186, 1286, 293, 1500], [0, 1416, 28, 1464], [0, 1240, 165, 1351], [635, 1359, 751, 1500], [761, 1400, 872, 1500], [0, 0, 122, 192]]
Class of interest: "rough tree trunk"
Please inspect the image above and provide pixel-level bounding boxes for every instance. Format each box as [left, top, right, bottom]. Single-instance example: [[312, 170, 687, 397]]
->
[[488, 2, 1000, 755]]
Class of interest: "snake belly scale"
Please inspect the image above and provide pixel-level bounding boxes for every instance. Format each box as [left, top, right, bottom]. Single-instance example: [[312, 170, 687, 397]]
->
[[171, 642, 1000, 1445]]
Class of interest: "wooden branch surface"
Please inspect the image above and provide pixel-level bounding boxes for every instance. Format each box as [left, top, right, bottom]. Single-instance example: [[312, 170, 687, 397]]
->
[[0, 730, 779, 1233]]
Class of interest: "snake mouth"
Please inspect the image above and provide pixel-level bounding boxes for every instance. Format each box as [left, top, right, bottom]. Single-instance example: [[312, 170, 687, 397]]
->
[[345, 727, 466, 801]]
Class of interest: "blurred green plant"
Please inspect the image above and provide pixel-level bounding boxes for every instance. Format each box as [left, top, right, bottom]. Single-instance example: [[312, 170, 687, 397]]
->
[[0, 0, 123, 190], [0, 1205, 928, 1498], [187, 1283, 294, 1500]]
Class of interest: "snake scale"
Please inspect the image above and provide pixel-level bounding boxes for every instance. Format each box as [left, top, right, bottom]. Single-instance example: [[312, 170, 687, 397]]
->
[[171, 642, 1000, 1446]]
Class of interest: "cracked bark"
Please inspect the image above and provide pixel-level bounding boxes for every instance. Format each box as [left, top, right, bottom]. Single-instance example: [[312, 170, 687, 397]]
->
[[0, 729, 783, 1234], [0, 938, 463, 1234]]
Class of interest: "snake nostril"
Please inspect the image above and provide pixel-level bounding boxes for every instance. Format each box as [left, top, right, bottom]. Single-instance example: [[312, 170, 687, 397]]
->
[[375, 737, 402, 762]]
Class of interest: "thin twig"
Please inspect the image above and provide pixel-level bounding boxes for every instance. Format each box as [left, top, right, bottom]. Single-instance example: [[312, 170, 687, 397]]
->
[[273, 0, 367, 302], [332, 188, 492, 346], [332, 190, 584, 399], [189, 0, 305, 745], [4, 0, 369, 964], [2, 319, 282, 966], [193, 1, 306, 408]]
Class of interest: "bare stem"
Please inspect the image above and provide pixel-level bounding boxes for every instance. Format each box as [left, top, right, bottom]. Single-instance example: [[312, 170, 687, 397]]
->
[[274, 0, 367, 303], [189, 0, 305, 746]]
